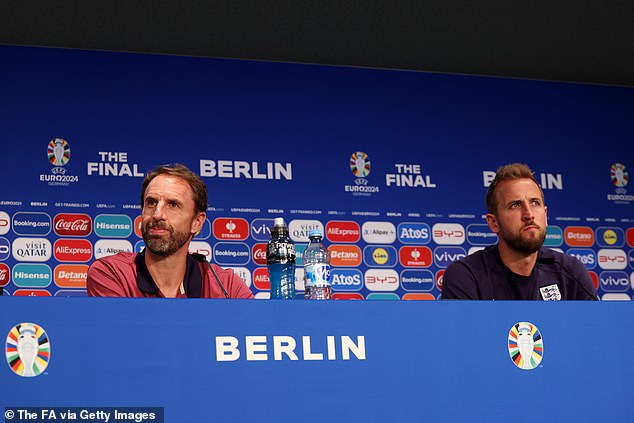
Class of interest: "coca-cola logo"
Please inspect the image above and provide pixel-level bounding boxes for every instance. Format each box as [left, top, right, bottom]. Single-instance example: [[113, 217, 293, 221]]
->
[[252, 243, 267, 265], [0, 263, 9, 285], [54, 213, 92, 236]]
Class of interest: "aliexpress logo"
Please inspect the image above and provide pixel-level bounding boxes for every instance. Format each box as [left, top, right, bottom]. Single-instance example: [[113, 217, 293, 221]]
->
[[326, 221, 361, 243], [213, 218, 249, 241], [54, 264, 89, 288], [253, 267, 270, 290], [564, 226, 594, 247], [53, 239, 93, 262], [328, 245, 362, 267]]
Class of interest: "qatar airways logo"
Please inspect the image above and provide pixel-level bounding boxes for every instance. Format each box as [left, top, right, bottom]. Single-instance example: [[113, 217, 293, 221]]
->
[[200, 159, 292, 180], [54, 213, 92, 236], [432, 223, 465, 245], [213, 218, 249, 240]]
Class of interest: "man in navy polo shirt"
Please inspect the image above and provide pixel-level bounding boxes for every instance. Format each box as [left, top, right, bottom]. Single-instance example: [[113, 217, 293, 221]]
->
[[442, 163, 597, 300]]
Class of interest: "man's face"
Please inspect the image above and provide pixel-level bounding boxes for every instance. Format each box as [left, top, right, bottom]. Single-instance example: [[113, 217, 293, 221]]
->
[[486, 178, 547, 254], [141, 174, 204, 257]]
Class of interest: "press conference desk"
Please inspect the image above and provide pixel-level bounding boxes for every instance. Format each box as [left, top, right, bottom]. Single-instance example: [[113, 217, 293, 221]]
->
[[2, 297, 631, 423]]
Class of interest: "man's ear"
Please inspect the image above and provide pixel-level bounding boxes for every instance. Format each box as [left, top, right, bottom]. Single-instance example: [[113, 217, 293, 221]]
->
[[486, 213, 500, 233], [191, 211, 206, 236]]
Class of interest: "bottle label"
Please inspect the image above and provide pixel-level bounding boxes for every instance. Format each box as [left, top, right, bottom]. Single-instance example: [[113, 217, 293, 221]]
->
[[267, 241, 296, 263], [305, 263, 331, 287]]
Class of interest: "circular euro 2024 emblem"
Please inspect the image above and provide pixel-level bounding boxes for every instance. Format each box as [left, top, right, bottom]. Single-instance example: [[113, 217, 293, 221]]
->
[[350, 151, 371, 178], [610, 163, 628, 188], [508, 322, 543, 370], [48, 138, 71, 167], [5, 322, 51, 377]]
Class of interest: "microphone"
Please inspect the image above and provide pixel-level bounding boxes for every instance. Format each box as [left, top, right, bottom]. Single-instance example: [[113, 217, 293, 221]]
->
[[536, 255, 599, 300], [191, 253, 229, 299]]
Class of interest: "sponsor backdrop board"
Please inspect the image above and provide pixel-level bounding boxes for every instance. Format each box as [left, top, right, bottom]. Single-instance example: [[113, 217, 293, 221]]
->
[[2, 297, 633, 423], [1, 45, 633, 300]]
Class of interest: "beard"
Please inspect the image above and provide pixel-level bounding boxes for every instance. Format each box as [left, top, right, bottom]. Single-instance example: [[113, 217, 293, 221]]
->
[[499, 223, 546, 255], [142, 221, 191, 257]]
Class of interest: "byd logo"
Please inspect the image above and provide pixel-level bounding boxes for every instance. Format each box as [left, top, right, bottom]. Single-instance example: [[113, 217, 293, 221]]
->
[[432, 223, 465, 245], [597, 249, 627, 270]]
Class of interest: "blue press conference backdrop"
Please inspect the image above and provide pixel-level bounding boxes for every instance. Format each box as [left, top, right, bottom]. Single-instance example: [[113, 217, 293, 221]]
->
[[1, 45, 633, 299]]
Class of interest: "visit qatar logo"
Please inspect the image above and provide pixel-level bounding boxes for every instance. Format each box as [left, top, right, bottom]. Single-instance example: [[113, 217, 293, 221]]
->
[[508, 322, 543, 370], [6, 322, 51, 377]]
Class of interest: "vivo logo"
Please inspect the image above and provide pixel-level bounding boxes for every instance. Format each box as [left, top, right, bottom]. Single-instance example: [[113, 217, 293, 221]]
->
[[599, 271, 630, 292], [433, 246, 467, 268], [251, 218, 274, 241]]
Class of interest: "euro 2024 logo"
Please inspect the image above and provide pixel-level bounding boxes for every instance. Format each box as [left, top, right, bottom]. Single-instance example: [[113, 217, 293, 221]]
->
[[345, 151, 379, 196], [5, 322, 51, 377], [41, 138, 79, 186], [508, 322, 543, 370]]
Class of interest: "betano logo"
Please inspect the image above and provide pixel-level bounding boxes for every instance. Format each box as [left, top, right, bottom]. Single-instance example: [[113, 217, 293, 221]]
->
[[5, 322, 51, 377], [508, 322, 543, 370], [213, 218, 249, 240], [54, 264, 88, 288], [328, 245, 362, 267], [564, 226, 594, 247]]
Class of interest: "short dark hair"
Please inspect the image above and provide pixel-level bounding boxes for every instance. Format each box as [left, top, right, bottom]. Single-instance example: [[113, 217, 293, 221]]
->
[[140, 163, 208, 213], [485, 163, 543, 214]]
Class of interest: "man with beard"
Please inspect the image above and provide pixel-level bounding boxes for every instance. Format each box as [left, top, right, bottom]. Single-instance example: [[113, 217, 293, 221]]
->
[[87, 163, 253, 298], [442, 163, 597, 300]]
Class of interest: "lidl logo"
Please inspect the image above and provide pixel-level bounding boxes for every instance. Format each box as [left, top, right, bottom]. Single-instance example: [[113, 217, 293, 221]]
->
[[595, 227, 624, 248], [363, 245, 398, 267], [397, 222, 431, 244], [543, 226, 563, 247], [399, 246, 432, 268], [12, 212, 52, 236], [213, 218, 249, 241], [12, 264, 51, 287], [5, 323, 51, 377], [564, 226, 594, 247], [400, 269, 434, 291], [94, 214, 133, 238], [508, 322, 543, 370]]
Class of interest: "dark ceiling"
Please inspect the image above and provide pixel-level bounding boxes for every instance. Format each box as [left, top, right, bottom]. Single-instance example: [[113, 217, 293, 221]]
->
[[2, 1, 633, 87]]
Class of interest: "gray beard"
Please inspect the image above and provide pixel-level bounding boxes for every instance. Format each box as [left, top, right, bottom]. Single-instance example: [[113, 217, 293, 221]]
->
[[142, 225, 191, 257]]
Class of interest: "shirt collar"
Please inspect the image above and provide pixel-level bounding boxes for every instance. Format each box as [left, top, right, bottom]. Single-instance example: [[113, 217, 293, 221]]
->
[[135, 250, 202, 297]]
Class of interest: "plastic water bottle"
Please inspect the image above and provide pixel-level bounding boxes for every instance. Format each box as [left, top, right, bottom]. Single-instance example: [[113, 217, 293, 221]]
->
[[267, 217, 296, 299], [303, 229, 332, 300]]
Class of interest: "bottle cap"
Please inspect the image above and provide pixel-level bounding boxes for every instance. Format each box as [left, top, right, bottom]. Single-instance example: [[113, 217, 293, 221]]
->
[[273, 217, 285, 227], [308, 229, 322, 238]]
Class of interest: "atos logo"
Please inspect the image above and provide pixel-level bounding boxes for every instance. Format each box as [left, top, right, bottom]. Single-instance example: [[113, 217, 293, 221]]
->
[[399, 246, 432, 268], [329, 245, 362, 267], [188, 241, 212, 260], [12, 264, 52, 287], [0, 211, 10, 235], [94, 239, 133, 259], [397, 222, 431, 244], [599, 271, 630, 292], [289, 220, 324, 242], [213, 218, 249, 241], [12, 212, 51, 236], [0, 263, 10, 285], [193, 218, 212, 240], [543, 226, 563, 247], [595, 227, 624, 248], [326, 221, 361, 243], [363, 245, 398, 267], [228, 267, 252, 288], [434, 246, 467, 268], [364, 269, 399, 292], [253, 267, 270, 290], [213, 242, 250, 266], [400, 269, 434, 292], [597, 249, 627, 270], [53, 213, 92, 236], [564, 226, 594, 247], [466, 224, 497, 246], [251, 218, 274, 242], [252, 243, 267, 265], [627, 228, 634, 248], [432, 223, 465, 245], [566, 248, 596, 269], [54, 264, 89, 288], [361, 221, 396, 244], [53, 239, 92, 262], [12, 238, 52, 262], [94, 214, 133, 238], [0, 237, 10, 261], [330, 269, 363, 291]]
